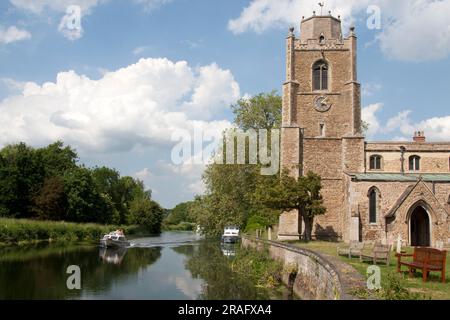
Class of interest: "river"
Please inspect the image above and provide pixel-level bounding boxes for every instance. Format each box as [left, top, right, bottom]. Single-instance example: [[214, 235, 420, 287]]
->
[[0, 231, 290, 300]]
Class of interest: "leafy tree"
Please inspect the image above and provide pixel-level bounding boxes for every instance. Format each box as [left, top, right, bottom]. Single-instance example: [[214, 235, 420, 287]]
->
[[255, 171, 326, 241], [63, 167, 111, 223], [164, 201, 195, 225], [129, 197, 164, 234], [231, 91, 282, 130], [37, 141, 78, 177], [0, 143, 45, 218], [190, 92, 282, 236], [32, 176, 66, 220]]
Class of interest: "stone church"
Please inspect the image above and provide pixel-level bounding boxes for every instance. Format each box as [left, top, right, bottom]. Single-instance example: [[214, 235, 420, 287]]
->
[[278, 13, 450, 247]]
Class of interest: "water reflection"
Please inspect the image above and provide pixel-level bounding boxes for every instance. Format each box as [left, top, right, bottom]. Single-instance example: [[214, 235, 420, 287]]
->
[[99, 247, 127, 265], [220, 243, 237, 257], [0, 232, 286, 300]]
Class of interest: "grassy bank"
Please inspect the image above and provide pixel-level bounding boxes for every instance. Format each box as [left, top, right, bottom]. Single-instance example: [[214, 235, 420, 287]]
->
[[0, 218, 142, 246], [291, 241, 449, 300], [231, 246, 284, 290]]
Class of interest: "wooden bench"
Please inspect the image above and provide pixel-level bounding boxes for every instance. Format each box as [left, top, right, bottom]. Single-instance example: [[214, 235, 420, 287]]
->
[[360, 243, 391, 265], [337, 241, 365, 259], [397, 247, 447, 283]]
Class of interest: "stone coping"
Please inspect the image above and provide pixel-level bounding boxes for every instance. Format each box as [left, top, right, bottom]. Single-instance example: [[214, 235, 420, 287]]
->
[[242, 236, 367, 300]]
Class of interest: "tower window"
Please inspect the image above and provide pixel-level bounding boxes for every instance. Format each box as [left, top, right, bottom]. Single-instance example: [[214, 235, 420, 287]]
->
[[409, 155, 421, 171], [369, 155, 382, 170], [368, 188, 379, 224], [313, 60, 328, 91], [319, 123, 325, 137], [319, 35, 325, 44]]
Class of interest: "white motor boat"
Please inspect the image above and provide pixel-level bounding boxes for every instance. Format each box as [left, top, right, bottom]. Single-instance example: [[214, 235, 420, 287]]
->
[[221, 226, 240, 244], [100, 230, 130, 248]]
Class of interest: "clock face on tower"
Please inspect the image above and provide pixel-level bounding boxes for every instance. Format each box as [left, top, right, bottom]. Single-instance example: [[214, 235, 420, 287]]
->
[[314, 96, 332, 112]]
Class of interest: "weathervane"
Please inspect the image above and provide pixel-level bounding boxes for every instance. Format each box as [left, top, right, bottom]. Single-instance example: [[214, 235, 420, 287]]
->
[[318, 2, 325, 15]]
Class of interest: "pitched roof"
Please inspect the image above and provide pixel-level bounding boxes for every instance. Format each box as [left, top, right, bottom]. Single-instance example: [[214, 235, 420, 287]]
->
[[385, 184, 417, 218]]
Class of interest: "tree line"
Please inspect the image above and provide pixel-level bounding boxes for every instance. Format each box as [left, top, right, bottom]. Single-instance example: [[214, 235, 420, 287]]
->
[[0, 142, 163, 233]]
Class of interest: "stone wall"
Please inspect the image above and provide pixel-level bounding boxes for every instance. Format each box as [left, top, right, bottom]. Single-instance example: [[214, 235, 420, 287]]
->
[[241, 236, 365, 300]]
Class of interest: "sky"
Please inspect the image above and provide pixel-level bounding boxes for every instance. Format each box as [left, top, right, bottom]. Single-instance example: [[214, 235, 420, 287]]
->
[[1, 0, 450, 208]]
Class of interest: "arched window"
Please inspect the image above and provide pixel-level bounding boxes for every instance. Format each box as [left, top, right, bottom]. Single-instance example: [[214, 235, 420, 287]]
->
[[369, 155, 382, 170], [409, 155, 421, 171], [313, 60, 328, 91], [368, 188, 379, 224], [319, 34, 325, 44]]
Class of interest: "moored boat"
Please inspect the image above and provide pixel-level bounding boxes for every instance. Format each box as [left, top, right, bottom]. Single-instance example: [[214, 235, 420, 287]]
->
[[221, 225, 240, 244]]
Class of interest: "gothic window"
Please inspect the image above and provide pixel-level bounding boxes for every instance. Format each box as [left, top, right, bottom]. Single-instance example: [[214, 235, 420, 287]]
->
[[409, 155, 421, 171], [313, 60, 328, 91], [369, 155, 382, 170], [368, 188, 379, 224]]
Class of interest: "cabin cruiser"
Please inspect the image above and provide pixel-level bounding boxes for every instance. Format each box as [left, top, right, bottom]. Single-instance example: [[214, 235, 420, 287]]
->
[[100, 230, 130, 248], [221, 226, 240, 244]]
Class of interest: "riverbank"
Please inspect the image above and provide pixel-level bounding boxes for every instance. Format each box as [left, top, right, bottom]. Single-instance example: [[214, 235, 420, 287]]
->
[[242, 236, 366, 300], [292, 241, 450, 300], [0, 218, 142, 246]]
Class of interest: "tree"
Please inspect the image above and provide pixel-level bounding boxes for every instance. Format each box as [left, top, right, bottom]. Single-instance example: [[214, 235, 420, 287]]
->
[[32, 176, 66, 220], [164, 201, 195, 225], [63, 167, 111, 223], [192, 91, 282, 236], [129, 198, 164, 234], [256, 171, 326, 241], [231, 91, 282, 130], [0, 143, 45, 218], [37, 141, 78, 177]]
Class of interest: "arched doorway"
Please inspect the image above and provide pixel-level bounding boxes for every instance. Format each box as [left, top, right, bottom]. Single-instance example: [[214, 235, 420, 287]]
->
[[410, 206, 431, 247]]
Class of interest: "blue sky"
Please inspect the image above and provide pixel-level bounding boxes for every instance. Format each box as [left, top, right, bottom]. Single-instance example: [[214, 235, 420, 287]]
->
[[1, 0, 450, 208]]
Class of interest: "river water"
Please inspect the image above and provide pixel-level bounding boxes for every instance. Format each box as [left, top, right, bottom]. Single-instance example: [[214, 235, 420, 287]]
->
[[0, 232, 289, 300]]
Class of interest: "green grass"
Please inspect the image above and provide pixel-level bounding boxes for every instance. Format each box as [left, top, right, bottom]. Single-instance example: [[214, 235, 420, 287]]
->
[[291, 241, 450, 300], [0, 218, 141, 246]]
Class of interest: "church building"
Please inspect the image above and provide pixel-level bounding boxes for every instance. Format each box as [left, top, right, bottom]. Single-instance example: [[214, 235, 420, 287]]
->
[[278, 12, 450, 247]]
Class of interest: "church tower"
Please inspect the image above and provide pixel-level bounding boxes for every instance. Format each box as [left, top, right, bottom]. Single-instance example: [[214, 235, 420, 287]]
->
[[278, 12, 365, 241]]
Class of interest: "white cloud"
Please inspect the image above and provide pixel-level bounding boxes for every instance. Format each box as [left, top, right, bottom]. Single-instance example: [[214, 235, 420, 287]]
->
[[134, 0, 173, 12], [0, 25, 31, 44], [377, 1, 450, 61], [362, 82, 382, 97], [9, 0, 104, 14], [134, 168, 154, 182], [229, 0, 450, 62], [363, 105, 450, 142], [133, 46, 148, 55], [1, 78, 27, 92], [362, 103, 383, 138], [385, 110, 413, 133], [387, 111, 450, 142], [182, 63, 240, 120], [10, 1, 105, 40], [0, 58, 238, 153]]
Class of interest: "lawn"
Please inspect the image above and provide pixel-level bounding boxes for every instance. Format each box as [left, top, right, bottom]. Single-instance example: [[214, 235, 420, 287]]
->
[[290, 241, 450, 300]]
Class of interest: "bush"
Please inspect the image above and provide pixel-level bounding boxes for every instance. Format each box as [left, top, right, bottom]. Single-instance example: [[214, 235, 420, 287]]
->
[[378, 272, 423, 300], [231, 246, 283, 289]]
